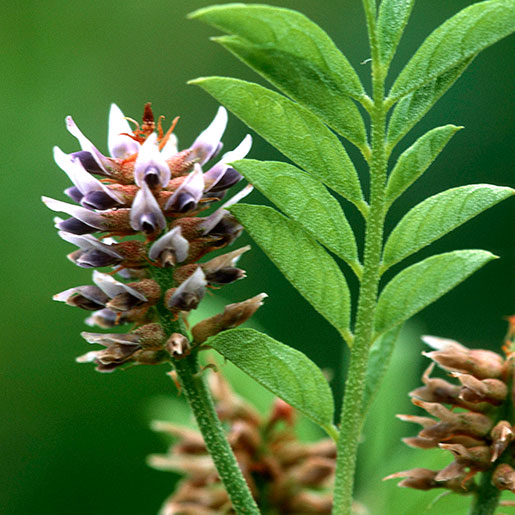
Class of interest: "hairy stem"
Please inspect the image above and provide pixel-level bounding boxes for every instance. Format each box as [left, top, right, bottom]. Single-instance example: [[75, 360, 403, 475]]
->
[[173, 353, 260, 514], [149, 266, 260, 514], [333, 3, 388, 513], [468, 469, 501, 515]]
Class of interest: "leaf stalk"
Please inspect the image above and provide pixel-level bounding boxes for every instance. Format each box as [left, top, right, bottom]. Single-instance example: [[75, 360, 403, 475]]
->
[[333, 2, 389, 512]]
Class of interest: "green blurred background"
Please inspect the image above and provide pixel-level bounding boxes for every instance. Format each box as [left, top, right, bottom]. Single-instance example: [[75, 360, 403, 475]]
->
[[2, 1, 513, 513]]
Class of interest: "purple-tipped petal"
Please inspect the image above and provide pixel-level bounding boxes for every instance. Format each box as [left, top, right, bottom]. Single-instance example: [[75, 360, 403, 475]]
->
[[200, 184, 253, 235], [92, 271, 147, 302], [66, 116, 112, 173], [108, 103, 140, 158], [85, 308, 126, 328], [56, 217, 97, 234], [167, 267, 206, 311], [160, 133, 178, 160], [54, 147, 123, 209], [53, 285, 108, 310], [165, 164, 204, 212], [71, 151, 104, 175], [58, 232, 124, 259], [204, 135, 251, 193], [133, 133, 170, 188], [130, 181, 167, 234], [149, 226, 189, 266], [80, 331, 141, 346], [190, 107, 228, 165], [64, 186, 84, 203], [43, 197, 108, 230]]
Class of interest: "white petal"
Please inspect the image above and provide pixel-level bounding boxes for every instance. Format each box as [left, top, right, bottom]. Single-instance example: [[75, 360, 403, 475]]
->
[[42, 197, 106, 229], [149, 226, 189, 263], [201, 245, 250, 272], [58, 232, 123, 258], [53, 147, 123, 202], [169, 267, 207, 307], [66, 116, 112, 172], [421, 335, 468, 352], [92, 271, 147, 301], [203, 135, 251, 192], [108, 103, 140, 158], [190, 107, 228, 165], [130, 182, 167, 232], [220, 134, 252, 164], [76, 351, 99, 363], [160, 133, 179, 160], [200, 184, 253, 235], [80, 331, 141, 346], [53, 287, 81, 302], [165, 164, 205, 210], [133, 133, 171, 187]]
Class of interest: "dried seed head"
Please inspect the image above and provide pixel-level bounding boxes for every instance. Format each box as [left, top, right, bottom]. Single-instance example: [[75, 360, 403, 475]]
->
[[392, 324, 515, 496]]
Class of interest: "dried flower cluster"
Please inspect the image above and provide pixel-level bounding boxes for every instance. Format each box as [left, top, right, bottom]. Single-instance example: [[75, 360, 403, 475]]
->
[[386, 317, 515, 496], [149, 370, 336, 514], [43, 103, 266, 371]]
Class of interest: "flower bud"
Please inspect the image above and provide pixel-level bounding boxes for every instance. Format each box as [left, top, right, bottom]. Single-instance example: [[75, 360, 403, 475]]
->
[[166, 268, 206, 312], [492, 464, 515, 492], [490, 421, 513, 462], [452, 372, 507, 404], [166, 333, 191, 358], [191, 293, 267, 343]]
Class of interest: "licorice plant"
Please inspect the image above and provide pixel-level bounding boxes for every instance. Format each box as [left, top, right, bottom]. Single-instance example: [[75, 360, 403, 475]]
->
[[44, 1, 515, 514]]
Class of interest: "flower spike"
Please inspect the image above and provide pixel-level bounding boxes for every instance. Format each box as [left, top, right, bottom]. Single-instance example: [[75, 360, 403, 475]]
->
[[45, 103, 262, 375]]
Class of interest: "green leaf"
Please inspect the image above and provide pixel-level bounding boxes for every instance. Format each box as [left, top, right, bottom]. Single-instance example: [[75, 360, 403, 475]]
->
[[389, 0, 515, 102], [387, 59, 472, 148], [385, 125, 462, 207], [362, 327, 401, 416], [190, 77, 365, 211], [377, 0, 415, 66], [375, 250, 497, 335], [189, 4, 365, 100], [207, 328, 335, 430], [231, 159, 359, 268], [213, 36, 368, 148], [230, 204, 352, 339], [383, 184, 514, 267]]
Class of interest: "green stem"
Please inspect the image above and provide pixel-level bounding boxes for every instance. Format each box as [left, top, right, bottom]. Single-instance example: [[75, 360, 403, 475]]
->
[[468, 469, 501, 515], [173, 352, 260, 514], [148, 266, 260, 514], [333, 3, 388, 513]]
